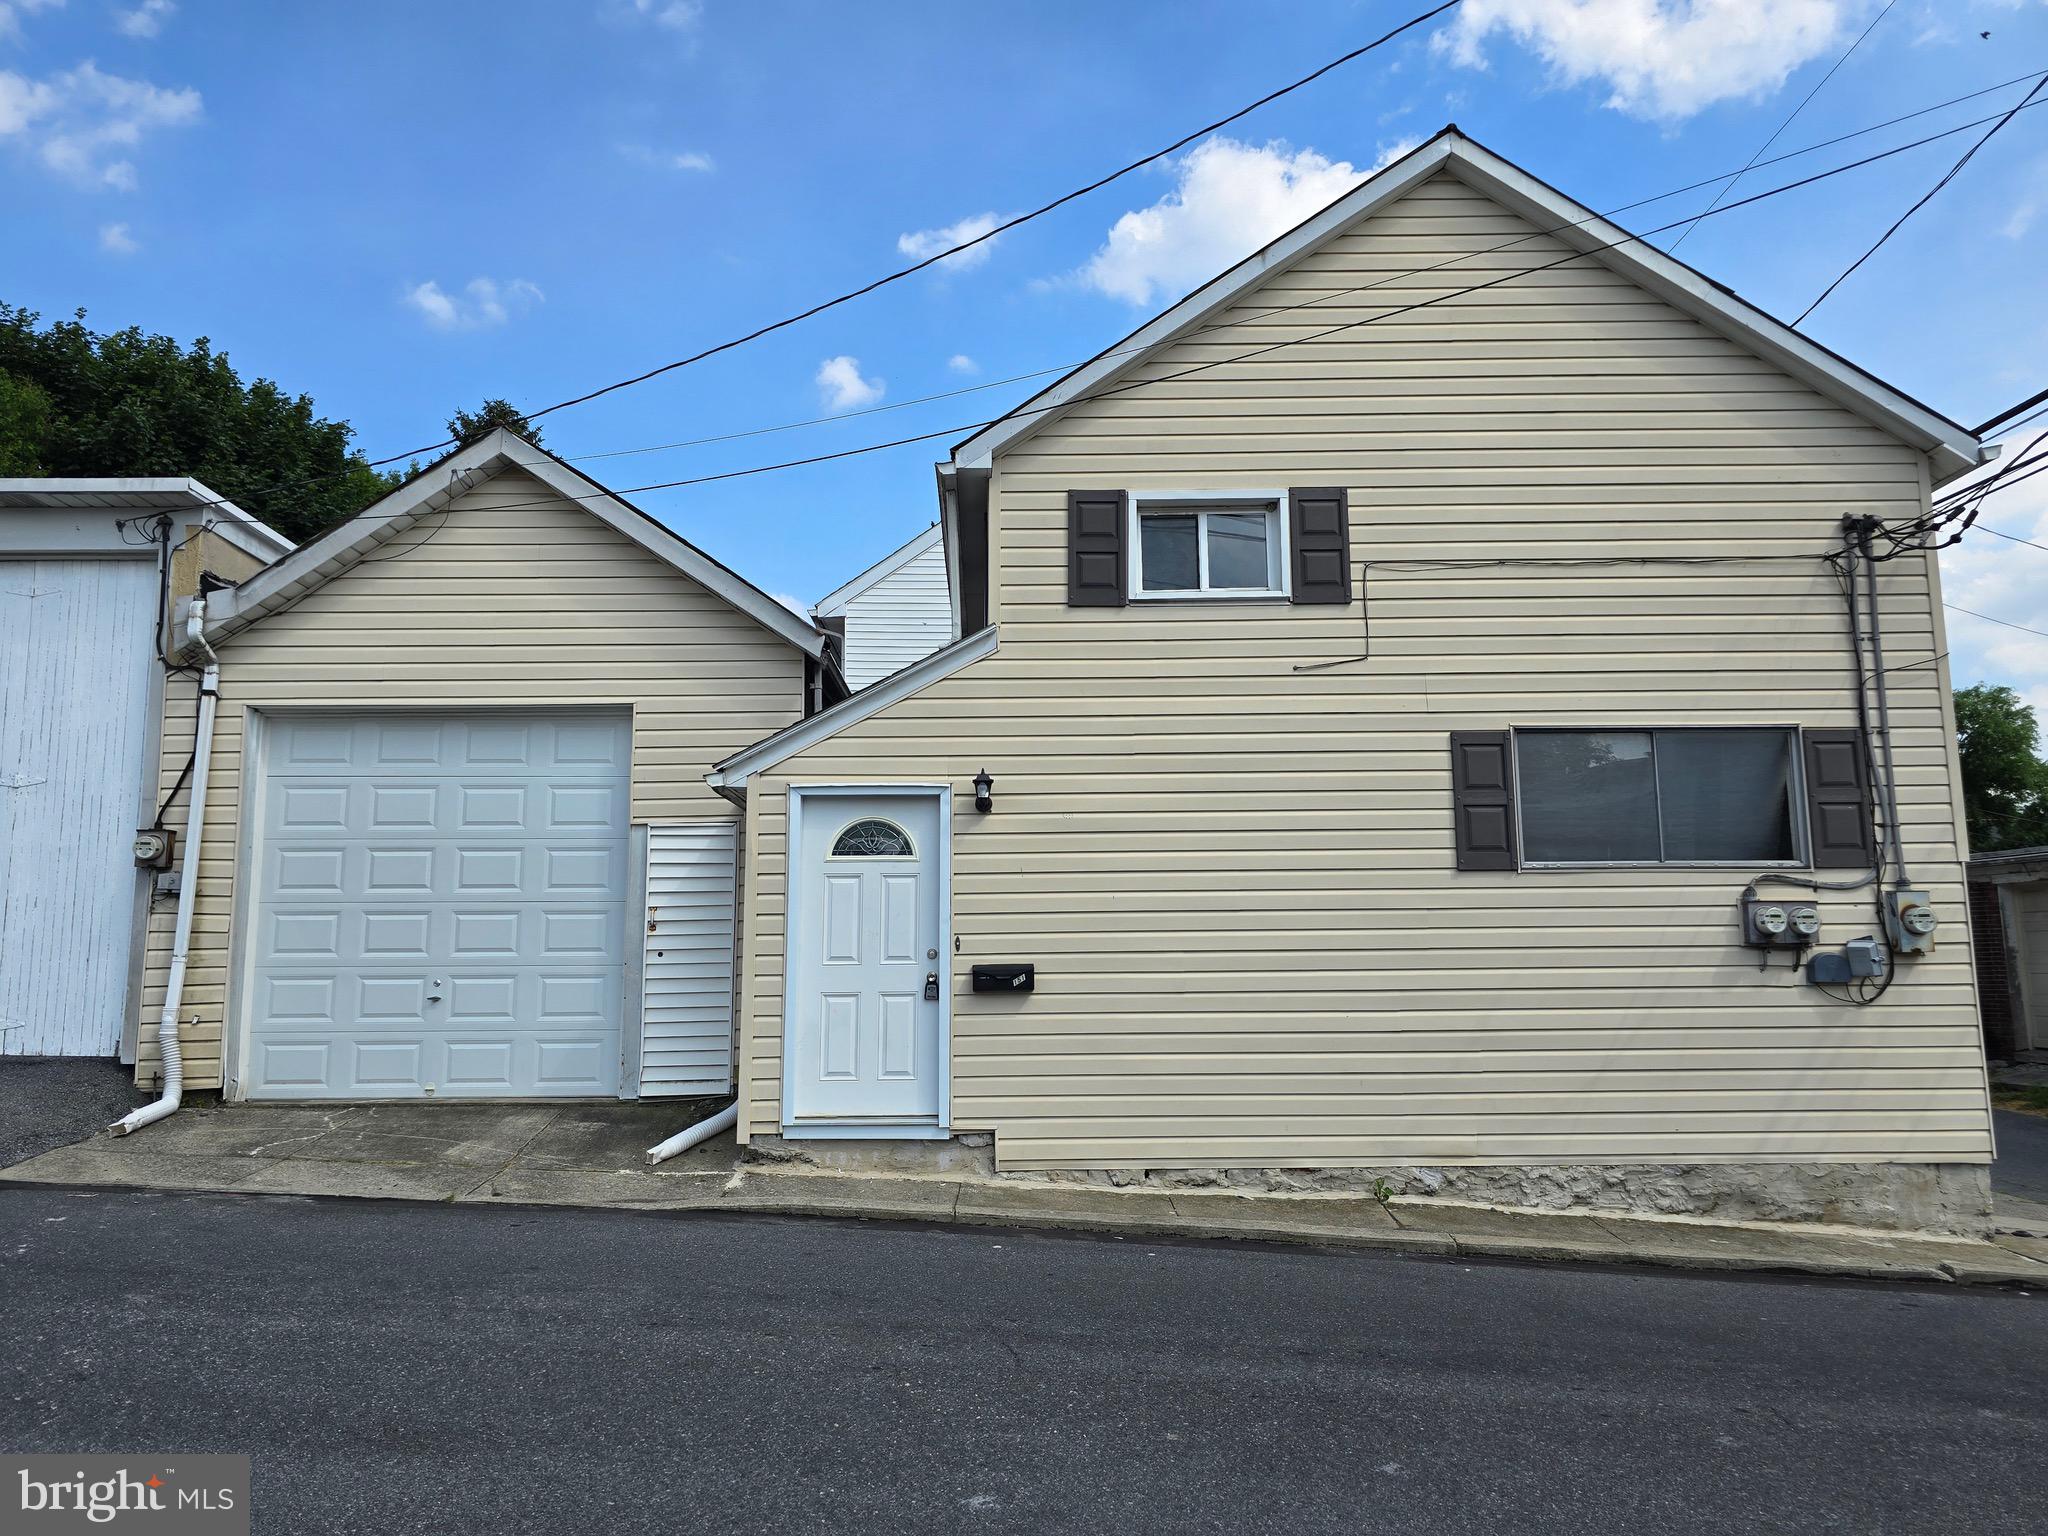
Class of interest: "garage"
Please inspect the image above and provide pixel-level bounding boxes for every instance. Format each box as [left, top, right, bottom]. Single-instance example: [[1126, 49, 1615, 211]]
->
[[243, 710, 631, 1099]]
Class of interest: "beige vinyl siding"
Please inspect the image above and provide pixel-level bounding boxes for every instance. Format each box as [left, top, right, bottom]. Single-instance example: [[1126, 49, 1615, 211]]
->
[[137, 466, 805, 1090], [738, 169, 1992, 1171], [169, 527, 269, 604]]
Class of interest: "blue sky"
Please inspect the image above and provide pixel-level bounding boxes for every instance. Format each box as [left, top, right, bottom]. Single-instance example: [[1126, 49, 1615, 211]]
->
[[4, 0, 2047, 704]]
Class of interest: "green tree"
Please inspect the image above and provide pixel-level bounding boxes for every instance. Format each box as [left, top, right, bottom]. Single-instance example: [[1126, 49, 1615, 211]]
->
[[1954, 683, 2048, 852], [0, 302, 399, 543], [445, 397, 541, 449]]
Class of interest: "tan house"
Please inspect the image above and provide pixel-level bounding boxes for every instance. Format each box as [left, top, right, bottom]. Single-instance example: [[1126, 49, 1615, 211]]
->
[[128, 128, 1998, 1229], [702, 129, 1998, 1226]]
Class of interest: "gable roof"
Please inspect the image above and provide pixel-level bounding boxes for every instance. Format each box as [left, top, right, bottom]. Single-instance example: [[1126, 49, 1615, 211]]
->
[[194, 428, 825, 656], [950, 127, 1989, 485], [707, 623, 999, 795], [812, 522, 943, 618]]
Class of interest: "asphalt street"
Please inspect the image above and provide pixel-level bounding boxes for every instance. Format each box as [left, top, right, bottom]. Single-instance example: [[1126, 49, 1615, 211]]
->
[[2, 1187, 2042, 1535], [0, 1056, 146, 1169]]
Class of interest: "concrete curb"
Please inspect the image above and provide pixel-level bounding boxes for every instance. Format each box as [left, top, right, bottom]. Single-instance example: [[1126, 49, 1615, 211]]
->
[[7, 1145, 2045, 1288]]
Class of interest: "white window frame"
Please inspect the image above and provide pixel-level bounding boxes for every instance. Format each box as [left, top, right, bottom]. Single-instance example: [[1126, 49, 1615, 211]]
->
[[1126, 490, 1291, 602], [1511, 724, 1810, 871]]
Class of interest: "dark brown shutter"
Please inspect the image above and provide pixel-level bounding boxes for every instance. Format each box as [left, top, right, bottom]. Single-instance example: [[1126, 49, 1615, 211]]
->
[[1451, 731, 1517, 871], [1802, 728, 1876, 868], [1287, 486, 1352, 604], [1067, 490, 1127, 607]]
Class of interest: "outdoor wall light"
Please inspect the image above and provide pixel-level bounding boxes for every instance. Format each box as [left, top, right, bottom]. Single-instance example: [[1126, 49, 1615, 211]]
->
[[973, 769, 994, 813]]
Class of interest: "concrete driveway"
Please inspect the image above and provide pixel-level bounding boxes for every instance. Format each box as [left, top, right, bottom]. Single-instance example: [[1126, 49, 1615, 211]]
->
[[2, 1096, 738, 1198]]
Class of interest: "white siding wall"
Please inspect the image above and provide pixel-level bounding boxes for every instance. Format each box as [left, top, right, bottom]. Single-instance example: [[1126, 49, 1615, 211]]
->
[[738, 170, 1991, 1172], [837, 537, 951, 689], [641, 821, 739, 1094], [141, 467, 806, 1091]]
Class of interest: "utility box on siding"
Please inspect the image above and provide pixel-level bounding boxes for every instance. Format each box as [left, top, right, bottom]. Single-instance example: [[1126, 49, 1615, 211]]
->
[[640, 821, 740, 1094]]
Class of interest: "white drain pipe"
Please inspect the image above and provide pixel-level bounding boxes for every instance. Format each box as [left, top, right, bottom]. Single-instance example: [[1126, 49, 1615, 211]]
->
[[645, 1102, 738, 1166], [112, 596, 220, 1136]]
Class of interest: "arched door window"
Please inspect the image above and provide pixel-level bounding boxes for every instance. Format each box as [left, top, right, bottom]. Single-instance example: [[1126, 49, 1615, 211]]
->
[[829, 818, 915, 858]]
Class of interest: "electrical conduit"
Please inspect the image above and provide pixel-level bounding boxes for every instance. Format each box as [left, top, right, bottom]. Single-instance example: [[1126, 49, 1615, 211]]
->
[[112, 596, 221, 1136]]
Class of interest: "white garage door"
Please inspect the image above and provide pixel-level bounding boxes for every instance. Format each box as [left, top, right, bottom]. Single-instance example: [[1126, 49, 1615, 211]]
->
[[246, 711, 630, 1099]]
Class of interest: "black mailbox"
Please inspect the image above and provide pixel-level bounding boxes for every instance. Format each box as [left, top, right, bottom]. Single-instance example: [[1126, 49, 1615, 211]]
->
[[970, 963, 1035, 994]]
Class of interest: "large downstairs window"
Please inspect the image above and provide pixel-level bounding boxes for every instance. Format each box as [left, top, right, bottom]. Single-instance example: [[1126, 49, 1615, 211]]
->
[[1515, 727, 1803, 866]]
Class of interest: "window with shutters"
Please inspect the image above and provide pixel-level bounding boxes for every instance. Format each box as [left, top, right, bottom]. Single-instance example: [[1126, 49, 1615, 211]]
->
[[1127, 494, 1287, 599], [1515, 727, 1805, 867]]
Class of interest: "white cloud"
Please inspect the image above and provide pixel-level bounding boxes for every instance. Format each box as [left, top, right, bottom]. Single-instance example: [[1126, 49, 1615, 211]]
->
[[404, 276, 544, 331], [769, 591, 810, 617], [98, 219, 135, 252], [1438, 0, 1852, 121], [619, 143, 713, 172], [1938, 431, 2048, 718], [0, 0, 62, 44], [2003, 156, 2047, 241], [946, 354, 978, 375], [114, 0, 174, 39], [629, 0, 700, 31], [897, 211, 1002, 271], [815, 355, 884, 412], [1071, 136, 1413, 308], [0, 60, 199, 189]]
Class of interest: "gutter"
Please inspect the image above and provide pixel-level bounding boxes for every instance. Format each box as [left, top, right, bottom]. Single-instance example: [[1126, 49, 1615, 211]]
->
[[112, 595, 221, 1136]]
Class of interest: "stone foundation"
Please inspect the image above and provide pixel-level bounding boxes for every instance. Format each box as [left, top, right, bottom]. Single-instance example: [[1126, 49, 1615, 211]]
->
[[1038, 1160, 1995, 1237], [747, 1135, 1993, 1236]]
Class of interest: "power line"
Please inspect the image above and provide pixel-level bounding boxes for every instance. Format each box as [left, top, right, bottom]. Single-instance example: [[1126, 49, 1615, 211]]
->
[[1664, 0, 1896, 252], [1944, 602, 2048, 639], [1976, 524, 2048, 554], [338, 84, 2048, 499], [364, 0, 1467, 468], [1795, 71, 2048, 324], [584, 117, 2045, 498], [127, 68, 2048, 526], [1977, 385, 2048, 436], [243, 108, 2048, 537]]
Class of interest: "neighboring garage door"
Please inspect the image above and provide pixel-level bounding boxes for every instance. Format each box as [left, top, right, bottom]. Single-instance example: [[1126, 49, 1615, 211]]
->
[[0, 557, 157, 1057], [246, 711, 630, 1099]]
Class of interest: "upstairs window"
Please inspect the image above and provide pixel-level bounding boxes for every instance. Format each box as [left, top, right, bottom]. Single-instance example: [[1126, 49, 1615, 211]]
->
[[1515, 727, 1802, 866], [1130, 496, 1286, 599]]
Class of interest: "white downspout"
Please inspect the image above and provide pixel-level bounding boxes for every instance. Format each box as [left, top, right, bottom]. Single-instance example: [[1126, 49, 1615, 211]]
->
[[112, 596, 221, 1136], [645, 1102, 737, 1166]]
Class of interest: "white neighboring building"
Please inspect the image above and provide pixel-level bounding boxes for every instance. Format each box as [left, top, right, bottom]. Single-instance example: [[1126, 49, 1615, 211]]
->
[[812, 523, 952, 690], [0, 481, 292, 1059]]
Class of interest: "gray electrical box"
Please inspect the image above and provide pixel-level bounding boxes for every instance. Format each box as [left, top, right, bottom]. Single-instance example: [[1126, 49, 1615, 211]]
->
[[1883, 889, 1937, 955], [1808, 936, 1886, 986]]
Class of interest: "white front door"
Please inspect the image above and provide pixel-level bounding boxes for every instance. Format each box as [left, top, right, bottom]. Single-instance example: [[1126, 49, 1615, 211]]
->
[[787, 791, 945, 1129]]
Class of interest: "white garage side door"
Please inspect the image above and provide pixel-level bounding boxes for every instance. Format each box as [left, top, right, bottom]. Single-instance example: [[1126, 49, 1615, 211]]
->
[[640, 821, 738, 1096], [246, 712, 630, 1099], [0, 558, 156, 1058]]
